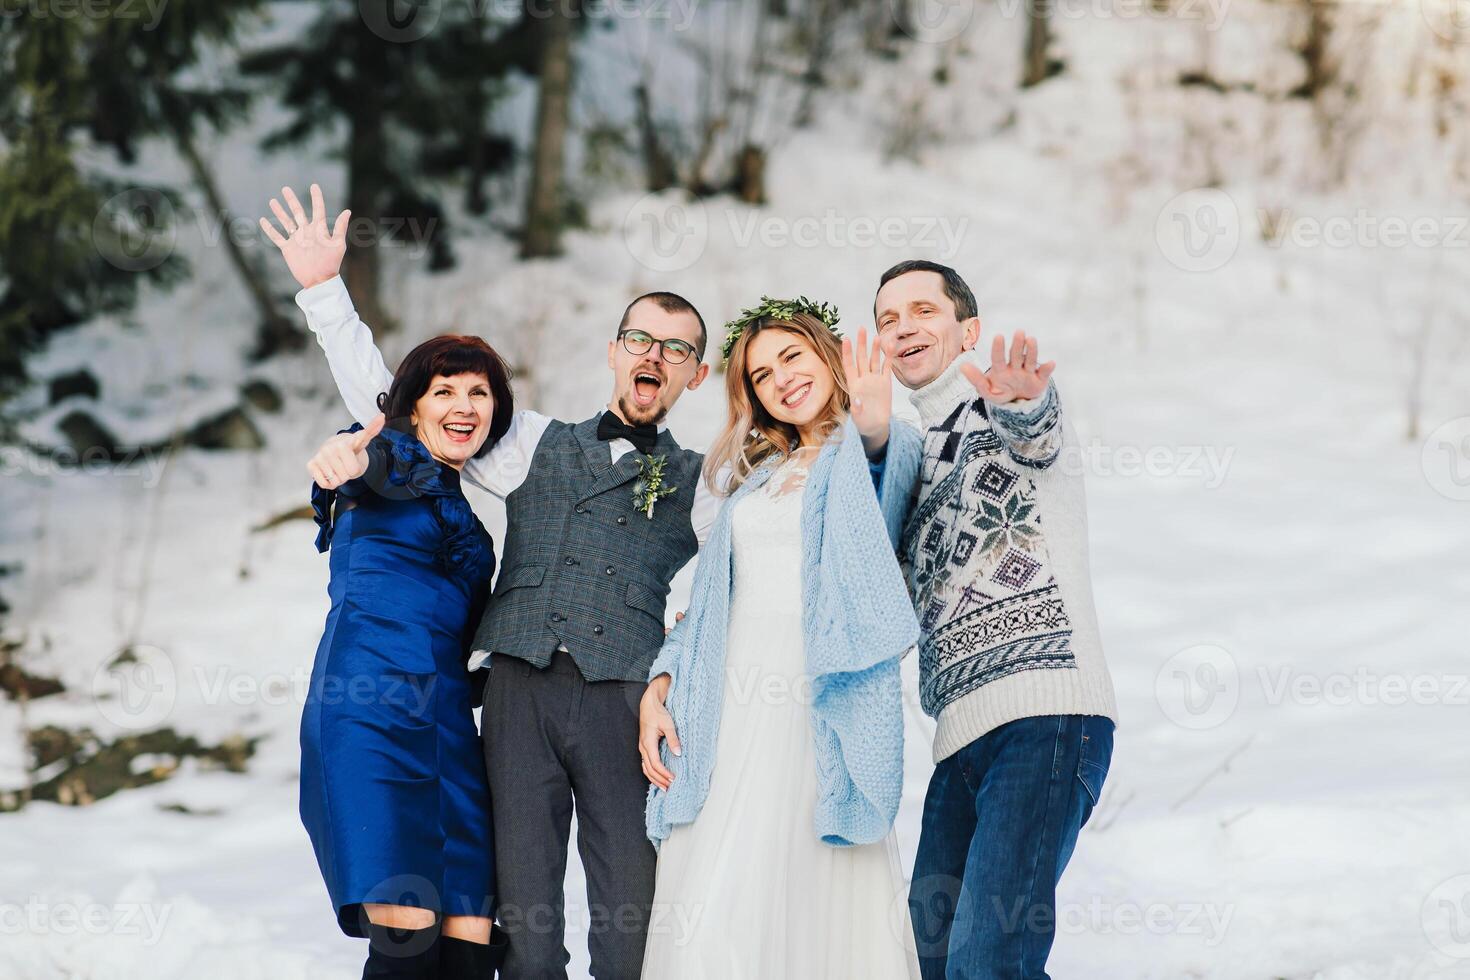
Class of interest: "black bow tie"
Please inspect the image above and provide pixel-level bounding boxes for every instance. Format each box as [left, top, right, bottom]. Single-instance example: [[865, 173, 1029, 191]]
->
[[595, 411, 659, 455]]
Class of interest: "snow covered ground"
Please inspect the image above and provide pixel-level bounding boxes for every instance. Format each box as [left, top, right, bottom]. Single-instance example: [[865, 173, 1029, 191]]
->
[[2, 6, 1468, 978]]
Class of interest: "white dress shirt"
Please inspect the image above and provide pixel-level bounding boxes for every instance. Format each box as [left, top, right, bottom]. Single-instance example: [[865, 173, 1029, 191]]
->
[[294, 275, 722, 546]]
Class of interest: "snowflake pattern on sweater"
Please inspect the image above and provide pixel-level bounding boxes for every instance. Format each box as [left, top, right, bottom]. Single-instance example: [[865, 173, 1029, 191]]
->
[[900, 380, 1078, 718]]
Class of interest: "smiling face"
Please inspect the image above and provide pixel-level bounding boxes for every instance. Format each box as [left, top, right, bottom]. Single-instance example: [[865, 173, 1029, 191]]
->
[[411, 372, 493, 468], [875, 270, 980, 389], [744, 328, 838, 440], [607, 299, 710, 427]]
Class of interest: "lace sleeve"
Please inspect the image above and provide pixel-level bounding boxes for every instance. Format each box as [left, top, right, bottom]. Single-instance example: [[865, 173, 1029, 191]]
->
[[758, 446, 820, 499]]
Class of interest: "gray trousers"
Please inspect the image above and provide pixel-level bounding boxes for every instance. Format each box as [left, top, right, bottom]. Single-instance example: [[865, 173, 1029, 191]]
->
[[481, 651, 656, 979]]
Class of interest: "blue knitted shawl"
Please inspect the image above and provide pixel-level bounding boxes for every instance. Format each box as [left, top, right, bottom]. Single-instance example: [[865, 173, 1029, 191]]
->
[[645, 418, 921, 847]]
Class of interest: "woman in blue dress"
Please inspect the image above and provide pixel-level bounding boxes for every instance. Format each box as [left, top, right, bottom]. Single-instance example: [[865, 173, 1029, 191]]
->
[[302, 334, 513, 979]]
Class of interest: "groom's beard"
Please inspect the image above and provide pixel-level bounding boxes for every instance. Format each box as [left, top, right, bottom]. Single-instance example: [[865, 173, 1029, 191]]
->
[[617, 392, 670, 428]]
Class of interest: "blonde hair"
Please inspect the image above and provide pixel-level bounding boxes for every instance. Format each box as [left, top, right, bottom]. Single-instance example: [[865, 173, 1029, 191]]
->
[[704, 313, 850, 494]]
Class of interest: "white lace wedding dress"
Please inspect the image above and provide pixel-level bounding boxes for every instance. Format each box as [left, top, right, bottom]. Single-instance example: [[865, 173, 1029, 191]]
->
[[642, 447, 920, 980]]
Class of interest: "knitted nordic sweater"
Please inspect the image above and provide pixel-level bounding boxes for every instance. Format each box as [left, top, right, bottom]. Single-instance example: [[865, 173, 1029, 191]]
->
[[645, 419, 922, 847], [902, 349, 1118, 762]]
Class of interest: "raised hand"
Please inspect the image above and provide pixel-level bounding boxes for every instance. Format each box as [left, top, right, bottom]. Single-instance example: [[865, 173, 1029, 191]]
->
[[639, 674, 680, 791], [842, 328, 894, 456], [259, 183, 352, 290], [307, 413, 385, 489], [961, 330, 1056, 404]]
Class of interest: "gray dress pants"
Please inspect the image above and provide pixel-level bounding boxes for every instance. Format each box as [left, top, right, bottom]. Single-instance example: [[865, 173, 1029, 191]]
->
[[480, 651, 656, 979]]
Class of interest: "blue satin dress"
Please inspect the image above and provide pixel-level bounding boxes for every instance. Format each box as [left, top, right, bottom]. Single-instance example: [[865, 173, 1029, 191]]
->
[[300, 423, 497, 936]]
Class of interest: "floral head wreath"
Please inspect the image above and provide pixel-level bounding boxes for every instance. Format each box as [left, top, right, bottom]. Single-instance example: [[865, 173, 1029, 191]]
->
[[720, 295, 842, 363]]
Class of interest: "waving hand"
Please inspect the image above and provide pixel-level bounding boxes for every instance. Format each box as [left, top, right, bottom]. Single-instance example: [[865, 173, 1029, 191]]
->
[[961, 330, 1055, 404], [259, 183, 352, 290], [843, 328, 894, 457]]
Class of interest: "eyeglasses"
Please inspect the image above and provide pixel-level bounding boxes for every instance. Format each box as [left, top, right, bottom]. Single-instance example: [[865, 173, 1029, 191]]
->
[[619, 329, 697, 364]]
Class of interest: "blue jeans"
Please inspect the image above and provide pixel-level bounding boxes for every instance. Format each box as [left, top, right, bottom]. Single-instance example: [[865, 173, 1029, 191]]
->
[[909, 714, 1114, 980]]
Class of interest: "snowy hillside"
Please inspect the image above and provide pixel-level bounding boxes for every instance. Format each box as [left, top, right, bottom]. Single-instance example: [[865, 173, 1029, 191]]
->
[[2, 4, 1468, 978]]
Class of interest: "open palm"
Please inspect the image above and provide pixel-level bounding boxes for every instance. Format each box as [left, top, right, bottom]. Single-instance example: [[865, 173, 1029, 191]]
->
[[259, 183, 352, 290], [962, 330, 1055, 404], [842, 327, 894, 446]]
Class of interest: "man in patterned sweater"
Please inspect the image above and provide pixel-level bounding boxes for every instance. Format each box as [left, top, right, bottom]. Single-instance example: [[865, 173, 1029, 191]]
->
[[875, 260, 1118, 980]]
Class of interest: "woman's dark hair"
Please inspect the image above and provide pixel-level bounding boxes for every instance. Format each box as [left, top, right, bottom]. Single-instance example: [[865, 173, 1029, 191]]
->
[[376, 335, 515, 457]]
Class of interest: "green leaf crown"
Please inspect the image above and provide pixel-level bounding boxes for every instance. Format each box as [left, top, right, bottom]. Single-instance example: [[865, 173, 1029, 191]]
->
[[720, 295, 842, 363]]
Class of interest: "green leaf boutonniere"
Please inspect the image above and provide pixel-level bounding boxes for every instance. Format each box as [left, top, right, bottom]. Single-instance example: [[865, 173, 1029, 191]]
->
[[632, 453, 678, 519]]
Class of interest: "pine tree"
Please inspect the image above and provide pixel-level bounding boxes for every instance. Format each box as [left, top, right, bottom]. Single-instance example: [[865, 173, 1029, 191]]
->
[[0, 9, 186, 391], [0, 0, 279, 391], [84, 0, 297, 356], [410, 11, 535, 217], [521, 3, 577, 258], [241, 1, 525, 330]]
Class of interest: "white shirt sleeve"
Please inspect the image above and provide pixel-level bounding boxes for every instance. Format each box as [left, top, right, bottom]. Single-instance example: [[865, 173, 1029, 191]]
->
[[294, 274, 547, 499], [689, 463, 732, 547], [295, 276, 393, 425], [459, 409, 552, 498]]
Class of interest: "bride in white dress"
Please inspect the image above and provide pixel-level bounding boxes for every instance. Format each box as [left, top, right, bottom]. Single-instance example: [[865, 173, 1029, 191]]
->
[[637, 300, 922, 979]]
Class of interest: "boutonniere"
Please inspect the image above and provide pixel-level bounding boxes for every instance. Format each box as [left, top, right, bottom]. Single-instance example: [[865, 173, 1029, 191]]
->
[[632, 453, 678, 519]]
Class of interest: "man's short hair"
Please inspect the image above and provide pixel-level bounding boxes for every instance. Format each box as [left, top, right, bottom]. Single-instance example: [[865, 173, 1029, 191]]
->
[[876, 259, 978, 322], [618, 292, 708, 361]]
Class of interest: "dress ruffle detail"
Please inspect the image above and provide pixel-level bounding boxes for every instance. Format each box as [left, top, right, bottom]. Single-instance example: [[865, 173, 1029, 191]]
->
[[311, 422, 493, 580]]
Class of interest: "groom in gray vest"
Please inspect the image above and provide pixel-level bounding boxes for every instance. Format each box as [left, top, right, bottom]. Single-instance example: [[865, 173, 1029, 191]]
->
[[295, 260, 718, 976], [461, 300, 717, 980]]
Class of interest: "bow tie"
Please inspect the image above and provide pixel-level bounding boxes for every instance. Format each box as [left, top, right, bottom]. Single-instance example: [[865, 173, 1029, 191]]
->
[[595, 411, 659, 455]]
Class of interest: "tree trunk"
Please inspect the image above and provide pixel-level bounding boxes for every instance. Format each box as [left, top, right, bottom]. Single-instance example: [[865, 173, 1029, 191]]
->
[[874, 0, 912, 52], [795, 0, 837, 127], [521, 5, 575, 259], [1295, 2, 1335, 100], [343, 105, 396, 333], [464, 76, 490, 216], [337, 17, 396, 333], [635, 84, 676, 192], [171, 124, 302, 359], [687, 118, 726, 196], [464, 17, 491, 216], [734, 144, 766, 205], [1021, 5, 1053, 88]]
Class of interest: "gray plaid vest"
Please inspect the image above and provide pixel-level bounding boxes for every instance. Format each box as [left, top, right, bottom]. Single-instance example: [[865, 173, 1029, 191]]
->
[[470, 414, 703, 682]]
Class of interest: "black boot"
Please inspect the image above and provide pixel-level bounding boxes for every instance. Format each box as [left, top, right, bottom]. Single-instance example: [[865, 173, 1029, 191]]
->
[[362, 921, 442, 979], [438, 929, 509, 979]]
